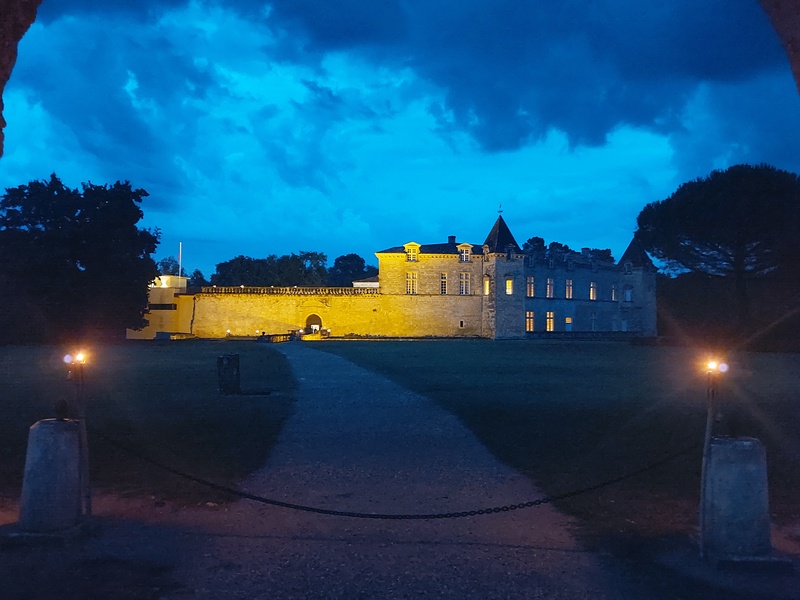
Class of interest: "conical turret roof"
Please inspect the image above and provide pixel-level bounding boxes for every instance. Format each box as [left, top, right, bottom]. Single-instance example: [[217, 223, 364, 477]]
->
[[619, 235, 656, 270], [483, 215, 521, 253]]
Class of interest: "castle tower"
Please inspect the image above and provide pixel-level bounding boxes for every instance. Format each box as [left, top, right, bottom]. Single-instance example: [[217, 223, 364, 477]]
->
[[617, 235, 657, 336], [482, 215, 526, 339]]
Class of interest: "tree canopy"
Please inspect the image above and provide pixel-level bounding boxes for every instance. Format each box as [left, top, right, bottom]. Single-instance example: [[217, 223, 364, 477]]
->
[[521, 235, 614, 262], [157, 255, 186, 276], [211, 251, 328, 287], [211, 251, 377, 287], [636, 163, 800, 330], [328, 253, 378, 287], [0, 174, 159, 341]]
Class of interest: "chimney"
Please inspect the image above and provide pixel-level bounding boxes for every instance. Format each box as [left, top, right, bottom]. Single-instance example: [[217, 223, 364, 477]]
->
[[448, 235, 456, 244]]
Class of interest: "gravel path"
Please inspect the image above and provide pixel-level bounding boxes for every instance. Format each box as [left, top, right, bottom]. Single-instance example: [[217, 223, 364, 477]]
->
[[169, 342, 636, 599]]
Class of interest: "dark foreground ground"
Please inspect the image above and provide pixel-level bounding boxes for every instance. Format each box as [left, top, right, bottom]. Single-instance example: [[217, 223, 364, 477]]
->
[[1, 343, 798, 599]]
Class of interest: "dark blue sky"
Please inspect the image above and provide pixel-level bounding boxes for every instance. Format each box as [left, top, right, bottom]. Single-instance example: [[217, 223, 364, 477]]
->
[[2, 0, 799, 276]]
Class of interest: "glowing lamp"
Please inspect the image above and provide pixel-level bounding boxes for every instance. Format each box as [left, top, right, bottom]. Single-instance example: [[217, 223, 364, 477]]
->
[[63, 351, 88, 365], [706, 360, 729, 374]]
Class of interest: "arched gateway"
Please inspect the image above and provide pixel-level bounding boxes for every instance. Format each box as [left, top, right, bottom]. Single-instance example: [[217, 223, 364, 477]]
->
[[305, 314, 322, 333]]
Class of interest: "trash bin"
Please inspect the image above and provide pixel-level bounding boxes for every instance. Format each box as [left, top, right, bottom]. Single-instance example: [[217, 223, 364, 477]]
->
[[217, 354, 240, 395]]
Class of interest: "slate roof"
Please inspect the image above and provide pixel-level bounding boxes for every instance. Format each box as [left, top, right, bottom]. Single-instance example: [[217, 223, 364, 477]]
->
[[376, 215, 522, 255], [483, 215, 521, 253], [376, 240, 482, 254], [619, 235, 656, 270]]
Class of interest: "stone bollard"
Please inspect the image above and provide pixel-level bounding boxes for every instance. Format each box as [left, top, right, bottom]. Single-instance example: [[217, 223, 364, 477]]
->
[[700, 437, 772, 560], [19, 419, 82, 533]]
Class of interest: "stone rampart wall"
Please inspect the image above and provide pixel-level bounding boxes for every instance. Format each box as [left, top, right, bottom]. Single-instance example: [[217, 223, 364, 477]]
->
[[191, 292, 486, 338]]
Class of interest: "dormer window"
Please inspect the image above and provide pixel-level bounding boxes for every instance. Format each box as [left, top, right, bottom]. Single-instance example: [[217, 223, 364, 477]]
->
[[404, 243, 420, 262], [459, 248, 471, 262]]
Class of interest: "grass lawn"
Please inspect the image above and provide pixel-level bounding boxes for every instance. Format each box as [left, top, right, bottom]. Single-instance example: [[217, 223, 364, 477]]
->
[[317, 340, 800, 543], [0, 340, 295, 505]]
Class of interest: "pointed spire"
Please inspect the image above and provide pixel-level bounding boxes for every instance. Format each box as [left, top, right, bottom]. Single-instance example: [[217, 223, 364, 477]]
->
[[483, 214, 521, 253], [619, 235, 656, 270]]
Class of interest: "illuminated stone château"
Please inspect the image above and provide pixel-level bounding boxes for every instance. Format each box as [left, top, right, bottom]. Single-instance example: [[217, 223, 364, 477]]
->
[[128, 216, 656, 340]]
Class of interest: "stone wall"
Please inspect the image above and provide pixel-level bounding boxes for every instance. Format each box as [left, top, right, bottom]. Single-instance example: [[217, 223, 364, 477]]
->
[[191, 290, 486, 338], [492, 253, 528, 339], [377, 251, 486, 296]]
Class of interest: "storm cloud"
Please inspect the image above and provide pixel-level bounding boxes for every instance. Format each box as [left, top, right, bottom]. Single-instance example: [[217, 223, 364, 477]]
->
[[2, 0, 798, 275]]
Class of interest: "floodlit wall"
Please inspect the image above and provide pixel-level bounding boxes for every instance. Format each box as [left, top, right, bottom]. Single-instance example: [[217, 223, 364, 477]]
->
[[126, 276, 192, 340], [191, 290, 485, 338], [377, 251, 486, 297]]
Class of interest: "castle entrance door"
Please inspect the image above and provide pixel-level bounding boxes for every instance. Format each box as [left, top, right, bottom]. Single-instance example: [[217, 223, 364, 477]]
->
[[305, 314, 322, 334]]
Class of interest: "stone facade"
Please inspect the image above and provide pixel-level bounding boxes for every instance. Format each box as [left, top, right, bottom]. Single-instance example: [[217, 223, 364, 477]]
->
[[128, 216, 657, 340]]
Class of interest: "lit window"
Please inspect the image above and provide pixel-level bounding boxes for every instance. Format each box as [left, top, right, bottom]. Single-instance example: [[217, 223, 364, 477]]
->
[[526, 276, 535, 297], [459, 272, 471, 295], [565, 279, 573, 299], [406, 272, 418, 294], [459, 248, 471, 262], [546, 277, 554, 298], [505, 278, 513, 295], [590, 281, 597, 300], [565, 317, 573, 324], [440, 273, 447, 295], [612, 284, 617, 302], [546, 311, 555, 332], [483, 276, 491, 296], [526, 311, 534, 332], [407, 247, 418, 262]]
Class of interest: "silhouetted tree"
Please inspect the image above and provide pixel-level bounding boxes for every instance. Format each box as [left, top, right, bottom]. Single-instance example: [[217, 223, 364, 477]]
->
[[637, 163, 800, 332], [157, 255, 186, 276], [211, 255, 273, 286], [0, 173, 159, 341], [547, 241, 572, 254], [328, 253, 377, 286], [585, 248, 614, 262], [522, 236, 545, 254], [188, 269, 208, 288], [212, 251, 330, 287]]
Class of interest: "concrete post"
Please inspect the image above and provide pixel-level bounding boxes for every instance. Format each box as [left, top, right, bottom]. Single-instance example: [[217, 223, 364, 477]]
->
[[18, 419, 82, 532], [700, 437, 772, 559]]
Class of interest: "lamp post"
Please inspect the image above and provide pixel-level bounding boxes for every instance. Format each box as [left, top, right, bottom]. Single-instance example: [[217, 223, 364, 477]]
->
[[64, 351, 91, 518], [700, 359, 728, 558]]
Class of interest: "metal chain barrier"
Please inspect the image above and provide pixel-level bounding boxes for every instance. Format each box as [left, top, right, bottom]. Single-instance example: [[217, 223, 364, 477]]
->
[[93, 428, 697, 520]]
